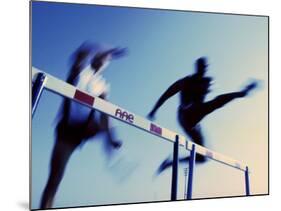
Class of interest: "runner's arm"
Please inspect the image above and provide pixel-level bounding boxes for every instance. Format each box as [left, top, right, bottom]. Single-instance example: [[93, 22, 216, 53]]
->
[[148, 79, 181, 119]]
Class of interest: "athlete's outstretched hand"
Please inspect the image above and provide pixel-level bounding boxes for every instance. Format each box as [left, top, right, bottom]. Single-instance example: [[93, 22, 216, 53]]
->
[[110, 47, 128, 59]]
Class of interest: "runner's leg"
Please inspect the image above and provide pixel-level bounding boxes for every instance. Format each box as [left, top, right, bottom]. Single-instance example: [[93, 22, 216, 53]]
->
[[203, 92, 244, 116], [40, 138, 78, 209], [157, 125, 206, 174], [182, 125, 206, 163], [203, 81, 258, 116], [100, 112, 122, 149]]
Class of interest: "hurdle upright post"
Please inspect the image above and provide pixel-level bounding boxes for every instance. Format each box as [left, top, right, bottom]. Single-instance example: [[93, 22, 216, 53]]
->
[[245, 166, 250, 196], [186, 143, 196, 200], [171, 135, 179, 201], [32, 72, 47, 117]]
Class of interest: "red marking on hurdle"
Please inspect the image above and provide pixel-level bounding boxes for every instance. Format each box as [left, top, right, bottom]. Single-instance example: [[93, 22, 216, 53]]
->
[[74, 90, 95, 106]]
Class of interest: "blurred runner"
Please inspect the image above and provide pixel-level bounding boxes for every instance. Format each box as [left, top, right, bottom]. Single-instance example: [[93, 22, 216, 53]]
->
[[40, 42, 127, 209]]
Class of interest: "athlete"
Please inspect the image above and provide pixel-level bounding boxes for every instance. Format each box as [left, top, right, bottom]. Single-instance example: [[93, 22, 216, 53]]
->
[[40, 42, 127, 208], [147, 57, 258, 174]]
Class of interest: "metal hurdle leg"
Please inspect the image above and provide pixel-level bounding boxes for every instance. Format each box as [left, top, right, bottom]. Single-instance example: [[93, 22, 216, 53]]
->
[[32, 72, 47, 117], [171, 135, 179, 201], [245, 166, 250, 196], [187, 144, 196, 200]]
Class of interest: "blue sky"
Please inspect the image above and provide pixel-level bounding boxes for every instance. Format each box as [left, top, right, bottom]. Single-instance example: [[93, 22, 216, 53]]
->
[[31, 1, 268, 209]]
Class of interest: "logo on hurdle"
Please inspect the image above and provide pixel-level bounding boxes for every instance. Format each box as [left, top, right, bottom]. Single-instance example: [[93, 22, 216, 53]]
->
[[150, 123, 162, 135], [115, 108, 134, 123]]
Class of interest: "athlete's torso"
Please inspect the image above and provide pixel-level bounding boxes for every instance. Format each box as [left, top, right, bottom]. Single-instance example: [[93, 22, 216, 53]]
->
[[61, 65, 110, 126], [179, 75, 212, 107]]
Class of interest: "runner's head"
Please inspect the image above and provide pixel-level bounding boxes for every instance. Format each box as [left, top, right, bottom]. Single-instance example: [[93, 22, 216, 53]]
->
[[195, 57, 208, 76], [91, 47, 127, 73], [91, 52, 111, 72]]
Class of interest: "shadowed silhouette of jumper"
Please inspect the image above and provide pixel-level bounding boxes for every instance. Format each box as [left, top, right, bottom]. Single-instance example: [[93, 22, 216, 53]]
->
[[147, 57, 258, 174]]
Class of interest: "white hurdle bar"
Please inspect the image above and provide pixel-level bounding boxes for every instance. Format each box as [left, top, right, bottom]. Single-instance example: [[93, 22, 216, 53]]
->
[[31, 67, 251, 200]]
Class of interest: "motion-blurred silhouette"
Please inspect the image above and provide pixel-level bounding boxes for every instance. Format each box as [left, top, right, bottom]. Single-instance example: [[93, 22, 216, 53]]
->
[[147, 57, 258, 174], [40, 42, 127, 209]]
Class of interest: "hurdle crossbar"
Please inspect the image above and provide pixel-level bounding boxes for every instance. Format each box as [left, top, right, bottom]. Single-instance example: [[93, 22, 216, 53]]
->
[[32, 66, 251, 199]]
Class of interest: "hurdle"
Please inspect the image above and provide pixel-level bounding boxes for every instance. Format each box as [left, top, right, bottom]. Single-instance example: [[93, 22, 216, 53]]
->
[[32, 67, 251, 200]]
